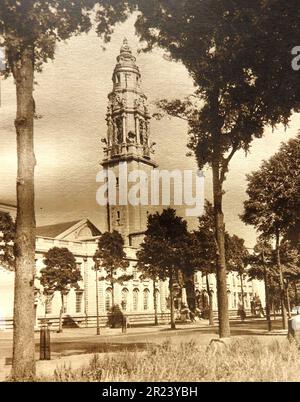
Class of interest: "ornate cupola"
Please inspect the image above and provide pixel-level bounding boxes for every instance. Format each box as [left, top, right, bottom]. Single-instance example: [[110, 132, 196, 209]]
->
[[102, 38, 157, 166]]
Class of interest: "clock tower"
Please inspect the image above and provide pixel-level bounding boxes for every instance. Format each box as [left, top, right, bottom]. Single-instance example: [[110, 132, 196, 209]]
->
[[101, 39, 158, 246]]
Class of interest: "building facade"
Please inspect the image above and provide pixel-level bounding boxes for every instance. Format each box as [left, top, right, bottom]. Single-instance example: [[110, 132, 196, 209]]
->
[[0, 41, 265, 330]]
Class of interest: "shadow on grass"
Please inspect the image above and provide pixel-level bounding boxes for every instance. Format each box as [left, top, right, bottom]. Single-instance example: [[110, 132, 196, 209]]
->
[[35, 341, 153, 356]]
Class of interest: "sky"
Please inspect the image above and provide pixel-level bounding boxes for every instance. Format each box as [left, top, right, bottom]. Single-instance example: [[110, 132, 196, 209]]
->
[[0, 16, 299, 248]]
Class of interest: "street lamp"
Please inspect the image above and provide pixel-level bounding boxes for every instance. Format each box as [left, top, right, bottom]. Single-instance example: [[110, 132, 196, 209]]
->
[[94, 258, 101, 336]]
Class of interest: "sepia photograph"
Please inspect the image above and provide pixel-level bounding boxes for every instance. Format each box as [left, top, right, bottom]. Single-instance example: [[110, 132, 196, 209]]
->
[[0, 0, 300, 385]]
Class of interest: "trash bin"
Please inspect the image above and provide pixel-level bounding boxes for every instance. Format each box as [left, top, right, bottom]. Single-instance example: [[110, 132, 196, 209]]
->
[[40, 321, 51, 360], [288, 314, 300, 344]]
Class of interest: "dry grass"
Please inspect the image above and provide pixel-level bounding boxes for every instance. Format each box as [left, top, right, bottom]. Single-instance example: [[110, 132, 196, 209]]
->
[[40, 338, 300, 382]]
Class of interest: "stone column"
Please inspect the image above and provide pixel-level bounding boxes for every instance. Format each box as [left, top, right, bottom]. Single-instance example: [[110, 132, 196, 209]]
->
[[135, 115, 140, 144], [122, 113, 126, 144]]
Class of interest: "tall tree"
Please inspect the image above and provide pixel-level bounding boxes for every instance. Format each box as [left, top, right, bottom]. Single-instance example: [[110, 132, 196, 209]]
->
[[137, 209, 189, 330], [94, 231, 130, 310], [241, 135, 300, 329], [132, 0, 300, 337], [195, 201, 249, 324], [0, 211, 15, 270], [40, 247, 82, 333], [0, 0, 134, 379]]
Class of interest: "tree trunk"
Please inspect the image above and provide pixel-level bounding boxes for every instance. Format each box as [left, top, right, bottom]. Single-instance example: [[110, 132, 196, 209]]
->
[[11, 48, 36, 380], [96, 269, 100, 335], [206, 273, 214, 325], [111, 280, 115, 308], [212, 160, 230, 338], [169, 269, 176, 330], [286, 281, 291, 319], [275, 230, 288, 329], [58, 293, 64, 333], [184, 273, 196, 312], [262, 252, 272, 331], [153, 279, 158, 326], [272, 300, 276, 320], [240, 274, 246, 320]]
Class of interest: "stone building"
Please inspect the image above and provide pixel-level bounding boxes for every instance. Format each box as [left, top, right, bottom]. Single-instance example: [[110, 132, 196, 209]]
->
[[0, 41, 265, 330]]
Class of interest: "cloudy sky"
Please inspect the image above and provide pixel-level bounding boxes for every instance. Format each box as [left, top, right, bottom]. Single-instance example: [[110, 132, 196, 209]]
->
[[0, 15, 299, 248]]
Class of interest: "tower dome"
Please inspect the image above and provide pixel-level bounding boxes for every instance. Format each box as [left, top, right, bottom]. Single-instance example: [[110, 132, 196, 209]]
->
[[104, 39, 156, 162]]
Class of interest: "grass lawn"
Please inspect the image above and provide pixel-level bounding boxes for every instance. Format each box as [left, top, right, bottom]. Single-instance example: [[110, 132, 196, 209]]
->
[[39, 337, 300, 382]]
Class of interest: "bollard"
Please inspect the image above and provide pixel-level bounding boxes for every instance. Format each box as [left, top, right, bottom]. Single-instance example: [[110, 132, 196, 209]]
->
[[40, 321, 51, 360]]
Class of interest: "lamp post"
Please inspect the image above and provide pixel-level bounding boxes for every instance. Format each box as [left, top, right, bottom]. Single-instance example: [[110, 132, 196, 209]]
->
[[94, 259, 100, 336]]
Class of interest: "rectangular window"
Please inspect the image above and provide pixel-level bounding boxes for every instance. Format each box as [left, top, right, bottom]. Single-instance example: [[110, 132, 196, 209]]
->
[[75, 292, 83, 313], [117, 210, 121, 226]]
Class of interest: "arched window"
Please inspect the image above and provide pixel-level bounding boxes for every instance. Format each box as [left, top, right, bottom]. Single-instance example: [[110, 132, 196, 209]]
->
[[105, 288, 112, 311], [121, 288, 129, 311], [115, 117, 123, 143], [143, 288, 150, 311], [133, 288, 139, 311], [75, 291, 83, 313]]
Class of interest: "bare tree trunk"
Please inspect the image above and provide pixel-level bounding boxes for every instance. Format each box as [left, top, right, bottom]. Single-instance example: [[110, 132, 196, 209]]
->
[[275, 230, 288, 329], [184, 273, 196, 312], [206, 273, 214, 326], [11, 48, 36, 380], [212, 160, 230, 338], [153, 279, 158, 326], [111, 280, 115, 307], [286, 281, 291, 319], [262, 251, 272, 331], [169, 269, 176, 330], [272, 300, 276, 320], [58, 293, 64, 333]]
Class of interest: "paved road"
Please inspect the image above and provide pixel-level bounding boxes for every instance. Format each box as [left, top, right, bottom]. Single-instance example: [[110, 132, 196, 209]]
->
[[0, 318, 286, 361]]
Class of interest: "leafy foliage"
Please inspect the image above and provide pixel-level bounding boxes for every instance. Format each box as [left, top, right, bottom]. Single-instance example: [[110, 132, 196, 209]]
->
[[195, 200, 248, 275], [241, 134, 300, 239], [137, 208, 190, 283], [133, 0, 300, 176], [226, 234, 249, 276], [0, 0, 134, 75], [94, 230, 131, 286], [40, 247, 82, 293]]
